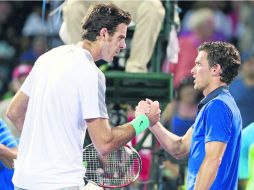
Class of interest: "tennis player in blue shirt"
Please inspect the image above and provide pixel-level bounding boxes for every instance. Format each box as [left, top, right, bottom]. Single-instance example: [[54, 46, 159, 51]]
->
[[138, 41, 242, 190]]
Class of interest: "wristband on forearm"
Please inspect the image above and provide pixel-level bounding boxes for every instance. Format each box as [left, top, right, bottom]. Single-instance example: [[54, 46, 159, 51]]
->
[[130, 114, 150, 135]]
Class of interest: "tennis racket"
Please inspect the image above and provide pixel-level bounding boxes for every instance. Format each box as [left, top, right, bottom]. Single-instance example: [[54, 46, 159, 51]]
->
[[83, 143, 142, 188]]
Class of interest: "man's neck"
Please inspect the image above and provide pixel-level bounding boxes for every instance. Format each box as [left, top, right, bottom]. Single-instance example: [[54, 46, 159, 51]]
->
[[203, 82, 227, 97], [78, 40, 101, 61]]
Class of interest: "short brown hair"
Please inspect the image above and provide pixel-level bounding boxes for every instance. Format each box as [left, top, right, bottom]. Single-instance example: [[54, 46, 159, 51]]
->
[[198, 41, 241, 84], [81, 3, 131, 41]]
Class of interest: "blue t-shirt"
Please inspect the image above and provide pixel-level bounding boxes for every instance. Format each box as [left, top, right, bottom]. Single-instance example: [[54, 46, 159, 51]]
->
[[239, 122, 254, 179], [0, 119, 18, 190], [187, 86, 242, 190]]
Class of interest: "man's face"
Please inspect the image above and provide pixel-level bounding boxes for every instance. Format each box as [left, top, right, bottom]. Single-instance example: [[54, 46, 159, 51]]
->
[[191, 51, 213, 93], [101, 23, 127, 62]]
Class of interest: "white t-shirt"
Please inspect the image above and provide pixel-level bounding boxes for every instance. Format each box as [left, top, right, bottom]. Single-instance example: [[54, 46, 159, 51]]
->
[[13, 45, 108, 190]]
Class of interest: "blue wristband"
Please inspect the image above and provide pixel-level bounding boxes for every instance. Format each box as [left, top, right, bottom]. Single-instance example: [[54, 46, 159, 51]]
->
[[130, 114, 150, 135]]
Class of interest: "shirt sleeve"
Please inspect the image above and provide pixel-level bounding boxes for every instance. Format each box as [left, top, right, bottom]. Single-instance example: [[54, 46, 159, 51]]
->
[[205, 99, 232, 144], [20, 63, 36, 96], [78, 67, 108, 120]]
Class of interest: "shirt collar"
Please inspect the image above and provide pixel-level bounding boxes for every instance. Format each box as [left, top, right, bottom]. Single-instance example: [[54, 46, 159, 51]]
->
[[198, 86, 229, 113]]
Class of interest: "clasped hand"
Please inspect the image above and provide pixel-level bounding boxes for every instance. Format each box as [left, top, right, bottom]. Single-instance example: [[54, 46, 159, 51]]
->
[[135, 99, 161, 126]]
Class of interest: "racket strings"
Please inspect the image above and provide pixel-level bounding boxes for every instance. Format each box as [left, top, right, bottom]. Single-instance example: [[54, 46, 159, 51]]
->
[[83, 145, 140, 187]]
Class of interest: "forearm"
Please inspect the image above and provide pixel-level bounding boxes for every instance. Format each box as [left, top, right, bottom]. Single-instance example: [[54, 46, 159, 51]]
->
[[6, 91, 29, 132], [88, 100, 160, 156], [105, 123, 136, 152], [0, 145, 17, 159], [87, 119, 136, 156], [149, 122, 189, 159], [194, 157, 221, 190]]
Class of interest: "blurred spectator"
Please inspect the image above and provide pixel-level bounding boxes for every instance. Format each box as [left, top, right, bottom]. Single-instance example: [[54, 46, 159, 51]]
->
[[238, 122, 254, 190], [19, 35, 48, 64], [181, 1, 233, 41], [237, 1, 254, 56], [163, 8, 225, 88], [0, 3, 16, 97], [230, 51, 254, 129], [161, 76, 199, 136], [0, 2, 12, 26], [0, 41, 15, 61], [0, 64, 32, 140], [0, 2, 16, 61], [227, 1, 241, 42], [60, 0, 165, 72], [21, 2, 63, 49], [0, 119, 18, 190], [160, 76, 200, 189], [22, 3, 61, 37], [0, 63, 10, 98]]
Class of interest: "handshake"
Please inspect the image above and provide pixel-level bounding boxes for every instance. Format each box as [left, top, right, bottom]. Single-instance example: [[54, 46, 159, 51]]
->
[[130, 99, 161, 135]]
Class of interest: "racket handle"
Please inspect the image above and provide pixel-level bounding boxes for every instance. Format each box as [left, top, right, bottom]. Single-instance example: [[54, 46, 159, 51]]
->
[[130, 114, 150, 135]]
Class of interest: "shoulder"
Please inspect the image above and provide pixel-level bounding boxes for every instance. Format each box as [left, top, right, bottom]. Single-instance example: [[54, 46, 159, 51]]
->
[[205, 98, 233, 118], [208, 98, 231, 110]]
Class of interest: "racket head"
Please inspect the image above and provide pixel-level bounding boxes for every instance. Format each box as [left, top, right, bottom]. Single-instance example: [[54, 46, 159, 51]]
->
[[83, 144, 142, 188]]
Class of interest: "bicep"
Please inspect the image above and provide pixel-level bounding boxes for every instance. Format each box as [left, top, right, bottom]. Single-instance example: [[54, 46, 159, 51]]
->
[[6, 90, 29, 131], [205, 141, 227, 160], [8, 90, 29, 115], [86, 118, 112, 149]]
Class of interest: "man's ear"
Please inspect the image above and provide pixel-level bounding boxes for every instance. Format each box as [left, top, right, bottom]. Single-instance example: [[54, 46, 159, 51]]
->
[[211, 64, 222, 76], [99, 28, 107, 40]]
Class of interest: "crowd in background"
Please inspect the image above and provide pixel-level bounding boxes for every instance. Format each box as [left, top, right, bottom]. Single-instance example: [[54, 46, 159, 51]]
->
[[1, 1, 254, 98], [0, 1, 254, 190]]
